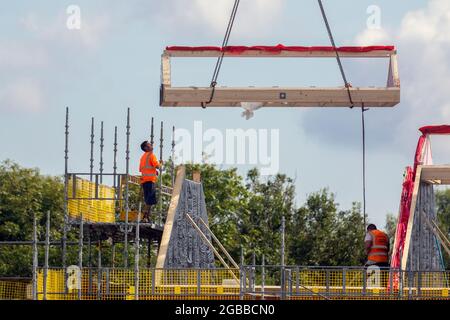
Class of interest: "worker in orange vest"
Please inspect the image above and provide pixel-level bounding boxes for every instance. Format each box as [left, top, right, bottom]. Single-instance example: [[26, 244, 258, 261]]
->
[[364, 224, 390, 268], [139, 141, 162, 222]]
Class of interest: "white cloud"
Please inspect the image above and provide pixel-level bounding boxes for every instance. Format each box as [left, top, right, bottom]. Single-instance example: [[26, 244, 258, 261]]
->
[[73, 14, 111, 49], [152, 0, 285, 40], [19, 10, 112, 50], [0, 78, 45, 113], [399, 0, 450, 43], [393, 0, 450, 158], [0, 40, 48, 70], [0, 9, 112, 113], [354, 28, 391, 46]]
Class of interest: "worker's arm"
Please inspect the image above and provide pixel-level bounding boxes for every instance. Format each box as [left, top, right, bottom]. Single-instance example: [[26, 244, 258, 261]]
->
[[151, 154, 161, 168], [364, 232, 372, 255], [139, 158, 143, 173]]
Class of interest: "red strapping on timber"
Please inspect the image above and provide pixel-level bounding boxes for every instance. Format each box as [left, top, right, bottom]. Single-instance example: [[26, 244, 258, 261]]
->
[[166, 44, 396, 53], [419, 125, 450, 135]]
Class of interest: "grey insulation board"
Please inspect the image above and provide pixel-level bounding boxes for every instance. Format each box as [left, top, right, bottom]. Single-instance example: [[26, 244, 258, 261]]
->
[[164, 179, 215, 268], [406, 182, 444, 271]]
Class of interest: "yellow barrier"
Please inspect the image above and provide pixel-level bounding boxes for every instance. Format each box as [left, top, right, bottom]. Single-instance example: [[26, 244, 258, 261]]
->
[[288, 269, 450, 300], [0, 268, 445, 300], [35, 268, 240, 300], [37, 269, 67, 300], [0, 280, 31, 300], [68, 177, 115, 223]]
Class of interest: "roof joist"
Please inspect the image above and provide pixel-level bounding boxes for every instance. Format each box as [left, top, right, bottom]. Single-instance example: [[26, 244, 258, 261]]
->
[[420, 165, 450, 185], [160, 45, 400, 108]]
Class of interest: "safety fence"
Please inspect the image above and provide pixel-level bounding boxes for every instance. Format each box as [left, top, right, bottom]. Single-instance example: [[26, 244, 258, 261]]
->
[[68, 176, 116, 223], [35, 268, 240, 300], [1, 267, 449, 300], [0, 279, 32, 300], [66, 174, 172, 225], [241, 266, 450, 300]]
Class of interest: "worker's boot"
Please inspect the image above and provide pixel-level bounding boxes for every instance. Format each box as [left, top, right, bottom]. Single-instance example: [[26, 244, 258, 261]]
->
[[142, 204, 150, 223]]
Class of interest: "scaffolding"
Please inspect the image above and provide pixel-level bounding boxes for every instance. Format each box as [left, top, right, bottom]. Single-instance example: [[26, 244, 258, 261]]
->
[[0, 107, 178, 297], [1, 266, 449, 300], [0, 111, 449, 301]]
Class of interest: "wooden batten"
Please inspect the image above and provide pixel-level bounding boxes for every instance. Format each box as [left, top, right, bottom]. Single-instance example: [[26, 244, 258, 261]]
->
[[155, 165, 186, 270], [420, 165, 450, 185], [160, 48, 400, 108], [163, 49, 395, 58], [401, 165, 423, 270], [161, 86, 400, 108], [387, 53, 400, 88], [161, 54, 171, 87]]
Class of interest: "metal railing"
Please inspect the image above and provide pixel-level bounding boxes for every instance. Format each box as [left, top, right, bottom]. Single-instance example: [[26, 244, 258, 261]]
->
[[240, 265, 450, 300], [35, 267, 240, 300], [1, 266, 449, 300]]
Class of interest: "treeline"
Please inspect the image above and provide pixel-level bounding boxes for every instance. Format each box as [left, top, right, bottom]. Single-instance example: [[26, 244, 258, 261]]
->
[[0, 160, 449, 276], [186, 164, 367, 266]]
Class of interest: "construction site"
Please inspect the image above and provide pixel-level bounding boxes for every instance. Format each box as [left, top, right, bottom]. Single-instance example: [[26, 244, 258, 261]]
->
[[0, 0, 450, 302]]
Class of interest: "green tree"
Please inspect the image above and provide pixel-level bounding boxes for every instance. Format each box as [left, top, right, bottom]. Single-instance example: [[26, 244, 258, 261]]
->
[[333, 203, 366, 265], [0, 159, 376, 277], [184, 163, 250, 265], [436, 188, 450, 268], [242, 168, 296, 265], [0, 160, 64, 276], [289, 189, 337, 266], [384, 213, 397, 256], [288, 189, 365, 266]]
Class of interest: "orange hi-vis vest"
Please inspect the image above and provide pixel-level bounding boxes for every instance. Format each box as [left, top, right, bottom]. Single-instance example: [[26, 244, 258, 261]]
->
[[368, 230, 389, 263], [139, 152, 159, 184]]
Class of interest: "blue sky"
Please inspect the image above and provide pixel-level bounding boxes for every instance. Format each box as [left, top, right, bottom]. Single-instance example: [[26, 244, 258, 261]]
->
[[0, 1, 449, 228]]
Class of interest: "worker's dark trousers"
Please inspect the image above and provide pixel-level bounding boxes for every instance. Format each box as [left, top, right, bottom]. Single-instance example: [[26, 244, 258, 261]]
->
[[142, 181, 157, 206]]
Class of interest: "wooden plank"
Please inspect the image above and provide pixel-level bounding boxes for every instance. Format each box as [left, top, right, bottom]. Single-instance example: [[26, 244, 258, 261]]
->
[[155, 165, 186, 269], [164, 49, 395, 58], [420, 210, 450, 257], [161, 54, 171, 87], [196, 217, 239, 270], [387, 53, 400, 88], [390, 167, 407, 269], [420, 165, 450, 185], [401, 166, 423, 270], [161, 86, 400, 108], [185, 213, 239, 283], [161, 48, 400, 108]]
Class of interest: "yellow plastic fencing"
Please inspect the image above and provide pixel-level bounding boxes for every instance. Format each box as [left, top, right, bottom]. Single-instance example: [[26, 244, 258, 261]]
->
[[288, 268, 450, 300], [67, 176, 115, 223], [2, 268, 449, 300], [37, 269, 67, 300], [36, 268, 240, 300], [0, 280, 31, 300]]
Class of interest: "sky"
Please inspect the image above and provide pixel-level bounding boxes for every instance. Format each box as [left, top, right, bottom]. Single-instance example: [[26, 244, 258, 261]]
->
[[0, 0, 449, 228]]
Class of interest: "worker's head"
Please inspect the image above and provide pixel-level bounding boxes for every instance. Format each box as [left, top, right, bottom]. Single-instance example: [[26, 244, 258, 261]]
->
[[140, 141, 153, 152], [367, 224, 377, 231]]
